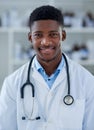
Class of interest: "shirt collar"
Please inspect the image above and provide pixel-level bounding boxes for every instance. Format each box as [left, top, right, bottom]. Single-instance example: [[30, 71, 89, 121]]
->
[[34, 56, 64, 73]]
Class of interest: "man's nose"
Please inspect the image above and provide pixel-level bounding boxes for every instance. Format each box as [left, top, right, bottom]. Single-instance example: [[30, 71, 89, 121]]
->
[[41, 37, 52, 46]]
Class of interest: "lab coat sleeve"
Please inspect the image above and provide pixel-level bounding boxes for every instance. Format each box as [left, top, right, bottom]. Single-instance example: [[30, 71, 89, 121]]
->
[[82, 75, 94, 130], [0, 78, 17, 130]]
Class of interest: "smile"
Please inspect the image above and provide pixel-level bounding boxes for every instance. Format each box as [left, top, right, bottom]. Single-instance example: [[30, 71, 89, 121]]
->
[[39, 46, 55, 50]]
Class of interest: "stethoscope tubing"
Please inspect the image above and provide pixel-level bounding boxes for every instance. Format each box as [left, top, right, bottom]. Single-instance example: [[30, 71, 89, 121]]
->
[[62, 53, 70, 95], [20, 53, 74, 118], [20, 55, 35, 99]]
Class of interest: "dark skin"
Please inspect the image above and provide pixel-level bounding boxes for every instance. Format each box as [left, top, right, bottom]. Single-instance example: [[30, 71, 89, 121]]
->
[[28, 20, 66, 76]]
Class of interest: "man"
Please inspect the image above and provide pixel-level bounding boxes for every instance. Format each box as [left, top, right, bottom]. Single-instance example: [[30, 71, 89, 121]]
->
[[0, 5, 94, 130]]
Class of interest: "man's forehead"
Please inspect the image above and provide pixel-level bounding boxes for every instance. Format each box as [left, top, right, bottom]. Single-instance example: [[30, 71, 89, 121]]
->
[[31, 20, 62, 31]]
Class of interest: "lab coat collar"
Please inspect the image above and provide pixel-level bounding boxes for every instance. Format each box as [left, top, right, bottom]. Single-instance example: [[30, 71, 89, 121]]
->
[[30, 55, 67, 91]]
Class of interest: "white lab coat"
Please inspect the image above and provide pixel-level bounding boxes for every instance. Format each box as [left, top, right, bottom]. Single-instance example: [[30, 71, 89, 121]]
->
[[0, 56, 94, 130]]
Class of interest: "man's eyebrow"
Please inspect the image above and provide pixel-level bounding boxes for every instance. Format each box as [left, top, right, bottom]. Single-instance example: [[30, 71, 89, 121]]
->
[[32, 30, 59, 34], [49, 31, 59, 33], [32, 31, 42, 34], [32, 31, 43, 34]]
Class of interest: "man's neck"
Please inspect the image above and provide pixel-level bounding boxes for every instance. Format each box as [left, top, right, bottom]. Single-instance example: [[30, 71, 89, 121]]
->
[[37, 53, 62, 76]]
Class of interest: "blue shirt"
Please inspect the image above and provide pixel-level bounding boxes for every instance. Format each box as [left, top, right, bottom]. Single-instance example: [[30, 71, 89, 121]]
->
[[34, 56, 64, 88]]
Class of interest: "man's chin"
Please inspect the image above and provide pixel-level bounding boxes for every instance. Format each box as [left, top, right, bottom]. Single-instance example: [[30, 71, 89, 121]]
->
[[41, 56, 57, 63]]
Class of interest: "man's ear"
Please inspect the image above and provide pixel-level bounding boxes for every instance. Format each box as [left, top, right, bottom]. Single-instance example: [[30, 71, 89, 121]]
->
[[28, 32, 32, 42], [62, 30, 66, 41]]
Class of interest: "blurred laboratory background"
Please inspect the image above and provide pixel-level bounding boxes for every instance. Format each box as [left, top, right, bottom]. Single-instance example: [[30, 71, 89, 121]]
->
[[0, 0, 94, 89]]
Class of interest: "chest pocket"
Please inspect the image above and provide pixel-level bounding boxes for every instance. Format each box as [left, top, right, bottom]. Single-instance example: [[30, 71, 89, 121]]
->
[[57, 99, 85, 129]]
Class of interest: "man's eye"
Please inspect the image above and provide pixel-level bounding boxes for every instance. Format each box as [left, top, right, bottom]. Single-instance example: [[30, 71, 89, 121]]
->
[[33, 33, 42, 39], [50, 33, 59, 38]]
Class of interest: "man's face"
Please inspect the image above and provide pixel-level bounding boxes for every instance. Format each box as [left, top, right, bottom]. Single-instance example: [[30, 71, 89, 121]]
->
[[28, 20, 66, 62]]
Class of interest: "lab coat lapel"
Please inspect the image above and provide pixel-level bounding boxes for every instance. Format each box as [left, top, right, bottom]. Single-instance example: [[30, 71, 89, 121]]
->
[[51, 64, 67, 90], [31, 67, 49, 90], [30, 61, 67, 91], [30, 55, 68, 90]]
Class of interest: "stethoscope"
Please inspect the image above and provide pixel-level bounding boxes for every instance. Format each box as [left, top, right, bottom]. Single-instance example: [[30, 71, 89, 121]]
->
[[20, 53, 74, 120]]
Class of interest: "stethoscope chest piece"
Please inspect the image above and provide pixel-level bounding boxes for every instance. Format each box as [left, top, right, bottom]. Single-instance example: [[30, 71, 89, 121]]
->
[[63, 95, 74, 105]]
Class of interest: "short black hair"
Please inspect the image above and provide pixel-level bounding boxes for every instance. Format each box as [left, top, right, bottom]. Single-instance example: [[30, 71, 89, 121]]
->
[[28, 5, 64, 28]]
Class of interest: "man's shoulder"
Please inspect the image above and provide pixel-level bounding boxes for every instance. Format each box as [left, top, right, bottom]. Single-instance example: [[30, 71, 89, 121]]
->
[[68, 58, 94, 79], [6, 62, 29, 81]]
